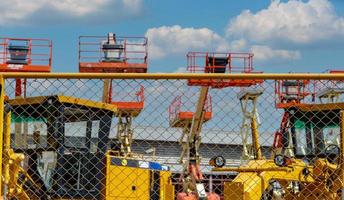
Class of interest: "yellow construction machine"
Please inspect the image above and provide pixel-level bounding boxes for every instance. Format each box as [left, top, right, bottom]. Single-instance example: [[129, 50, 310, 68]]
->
[[0, 95, 174, 200], [211, 79, 344, 200]]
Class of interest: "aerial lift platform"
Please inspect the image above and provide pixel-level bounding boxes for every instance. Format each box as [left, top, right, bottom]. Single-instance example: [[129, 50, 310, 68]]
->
[[169, 92, 213, 199], [169, 52, 262, 200], [78, 33, 147, 73], [0, 37, 52, 73], [186, 52, 262, 87]]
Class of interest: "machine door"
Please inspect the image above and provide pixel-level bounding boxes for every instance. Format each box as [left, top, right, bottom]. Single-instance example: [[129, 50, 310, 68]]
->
[[52, 148, 99, 198], [107, 165, 150, 200]]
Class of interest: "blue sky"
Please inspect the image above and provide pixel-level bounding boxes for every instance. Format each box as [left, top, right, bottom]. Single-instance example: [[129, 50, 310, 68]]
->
[[0, 0, 344, 73]]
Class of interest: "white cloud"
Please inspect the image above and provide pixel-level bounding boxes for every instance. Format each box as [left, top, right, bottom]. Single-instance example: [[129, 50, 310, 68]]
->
[[145, 25, 300, 62], [251, 45, 301, 61], [226, 0, 344, 45], [0, 0, 143, 25], [146, 1, 344, 63], [230, 39, 247, 51], [145, 25, 229, 59], [173, 67, 187, 73]]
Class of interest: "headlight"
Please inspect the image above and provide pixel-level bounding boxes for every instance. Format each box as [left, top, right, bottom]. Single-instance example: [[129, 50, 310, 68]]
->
[[209, 155, 226, 168], [274, 154, 286, 167]]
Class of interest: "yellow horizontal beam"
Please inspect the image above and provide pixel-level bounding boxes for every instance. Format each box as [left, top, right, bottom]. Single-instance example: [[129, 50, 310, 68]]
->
[[298, 102, 344, 112], [213, 167, 291, 172], [0, 72, 344, 80], [8, 95, 118, 113]]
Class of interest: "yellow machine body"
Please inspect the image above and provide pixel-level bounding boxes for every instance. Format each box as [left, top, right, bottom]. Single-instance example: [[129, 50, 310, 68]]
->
[[104, 153, 174, 200], [214, 102, 344, 200], [220, 158, 340, 200]]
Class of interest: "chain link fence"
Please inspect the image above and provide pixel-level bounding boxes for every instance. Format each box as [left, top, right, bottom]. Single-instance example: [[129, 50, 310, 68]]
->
[[1, 75, 344, 200]]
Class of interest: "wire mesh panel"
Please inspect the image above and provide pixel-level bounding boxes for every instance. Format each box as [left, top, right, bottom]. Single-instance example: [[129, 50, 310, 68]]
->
[[1, 74, 344, 200]]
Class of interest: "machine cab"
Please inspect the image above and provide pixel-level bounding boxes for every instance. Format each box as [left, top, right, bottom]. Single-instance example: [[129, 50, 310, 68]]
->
[[288, 103, 343, 162], [8, 95, 117, 199]]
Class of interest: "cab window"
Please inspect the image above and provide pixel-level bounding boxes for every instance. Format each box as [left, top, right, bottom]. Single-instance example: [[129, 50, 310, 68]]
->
[[322, 126, 340, 147]]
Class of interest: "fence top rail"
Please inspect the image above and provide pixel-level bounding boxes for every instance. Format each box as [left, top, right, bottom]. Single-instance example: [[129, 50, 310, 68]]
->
[[0, 72, 343, 80]]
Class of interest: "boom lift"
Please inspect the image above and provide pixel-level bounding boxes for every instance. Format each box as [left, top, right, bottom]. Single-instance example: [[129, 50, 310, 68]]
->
[[169, 92, 213, 199], [170, 52, 262, 200]]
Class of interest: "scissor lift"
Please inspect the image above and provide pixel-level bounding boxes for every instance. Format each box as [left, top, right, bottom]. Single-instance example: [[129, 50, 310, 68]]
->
[[171, 52, 262, 200], [78, 33, 147, 157]]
